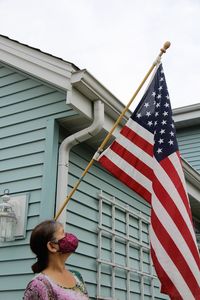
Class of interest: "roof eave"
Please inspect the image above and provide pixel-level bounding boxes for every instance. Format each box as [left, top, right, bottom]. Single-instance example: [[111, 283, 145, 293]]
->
[[0, 35, 77, 91], [0, 35, 130, 129]]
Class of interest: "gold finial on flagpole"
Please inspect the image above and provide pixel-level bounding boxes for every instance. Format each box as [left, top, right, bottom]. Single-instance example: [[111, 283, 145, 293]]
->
[[160, 41, 171, 56]]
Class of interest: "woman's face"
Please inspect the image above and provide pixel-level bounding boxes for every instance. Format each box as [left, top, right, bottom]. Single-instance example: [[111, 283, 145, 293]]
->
[[50, 224, 79, 255], [48, 224, 71, 259]]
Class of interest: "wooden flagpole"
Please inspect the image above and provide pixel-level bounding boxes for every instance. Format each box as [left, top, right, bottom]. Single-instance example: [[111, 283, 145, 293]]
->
[[54, 41, 171, 221]]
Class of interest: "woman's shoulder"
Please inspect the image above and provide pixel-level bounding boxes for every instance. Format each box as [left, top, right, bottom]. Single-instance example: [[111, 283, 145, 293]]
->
[[23, 274, 52, 300]]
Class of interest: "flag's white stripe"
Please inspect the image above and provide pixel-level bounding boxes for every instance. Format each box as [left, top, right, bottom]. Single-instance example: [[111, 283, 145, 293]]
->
[[169, 153, 185, 183], [168, 153, 198, 245], [153, 157, 195, 238], [150, 227, 195, 300], [104, 149, 152, 192], [116, 133, 153, 167], [152, 192, 200, 285], [126, 118, 153, 145]]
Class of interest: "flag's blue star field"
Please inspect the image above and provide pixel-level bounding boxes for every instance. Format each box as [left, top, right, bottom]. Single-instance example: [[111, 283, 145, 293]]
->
[[131, 64, 178, 161]]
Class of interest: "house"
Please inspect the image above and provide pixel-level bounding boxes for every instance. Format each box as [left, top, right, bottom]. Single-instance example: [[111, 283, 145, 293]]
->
[[0, 34, 199, 300]]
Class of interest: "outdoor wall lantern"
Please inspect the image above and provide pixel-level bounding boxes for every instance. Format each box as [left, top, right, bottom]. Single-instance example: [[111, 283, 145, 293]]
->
[[0, 190, 29, 242]]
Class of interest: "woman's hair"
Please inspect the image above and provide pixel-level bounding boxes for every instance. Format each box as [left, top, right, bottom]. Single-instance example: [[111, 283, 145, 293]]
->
[[30, 220, 61, 273]]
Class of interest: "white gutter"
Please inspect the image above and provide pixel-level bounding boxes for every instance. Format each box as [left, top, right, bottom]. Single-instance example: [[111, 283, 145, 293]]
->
[[56, 100, 104, 226]]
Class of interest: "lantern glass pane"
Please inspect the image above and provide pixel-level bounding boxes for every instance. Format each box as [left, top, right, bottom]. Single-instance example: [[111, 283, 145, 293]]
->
[[0, 216, 17, 242]]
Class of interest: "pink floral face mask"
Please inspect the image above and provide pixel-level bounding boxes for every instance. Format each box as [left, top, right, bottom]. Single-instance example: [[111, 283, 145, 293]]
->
[[53, 233, 79, 253]]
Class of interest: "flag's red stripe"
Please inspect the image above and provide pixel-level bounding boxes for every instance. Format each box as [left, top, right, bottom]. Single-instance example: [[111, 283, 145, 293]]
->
[[160, 153, 193, 220], [153, 176, 200, 269], [151, 246, 182, 299], [110, 141, 153, 180], [121, 125, 153, 156], [99, 155, 151, 203], [151, 211, 200, 297]]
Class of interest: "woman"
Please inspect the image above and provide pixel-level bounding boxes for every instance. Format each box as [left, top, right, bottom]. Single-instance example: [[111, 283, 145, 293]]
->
[[23, 220, 89, 300]]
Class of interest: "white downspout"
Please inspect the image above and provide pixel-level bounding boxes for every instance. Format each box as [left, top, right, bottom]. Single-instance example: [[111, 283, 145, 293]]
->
[[56, 100, 104, 226]]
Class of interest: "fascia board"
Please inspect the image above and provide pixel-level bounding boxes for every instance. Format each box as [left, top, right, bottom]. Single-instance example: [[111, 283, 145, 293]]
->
[[0, 36, 76, 91], [67, 87, 93, 120]]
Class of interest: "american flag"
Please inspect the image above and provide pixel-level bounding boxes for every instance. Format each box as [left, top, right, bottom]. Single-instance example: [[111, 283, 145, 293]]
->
[[98, 64, 200, 299]]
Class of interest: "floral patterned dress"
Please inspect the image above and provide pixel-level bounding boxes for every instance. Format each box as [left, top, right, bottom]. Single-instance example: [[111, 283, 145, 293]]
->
[[23, 270, 89, 300]]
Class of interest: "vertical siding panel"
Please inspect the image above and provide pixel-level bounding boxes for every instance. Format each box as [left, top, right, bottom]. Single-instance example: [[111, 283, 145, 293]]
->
[[40, 119, 59, 220]]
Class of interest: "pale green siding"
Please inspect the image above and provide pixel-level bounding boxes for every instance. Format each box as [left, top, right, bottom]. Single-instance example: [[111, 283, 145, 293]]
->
[[0, 63, 77, 299], [177, 126, 200, 173]]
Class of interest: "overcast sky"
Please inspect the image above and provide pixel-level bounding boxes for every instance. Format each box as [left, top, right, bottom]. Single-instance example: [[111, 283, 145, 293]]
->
[[0, 0, 199, 110]]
